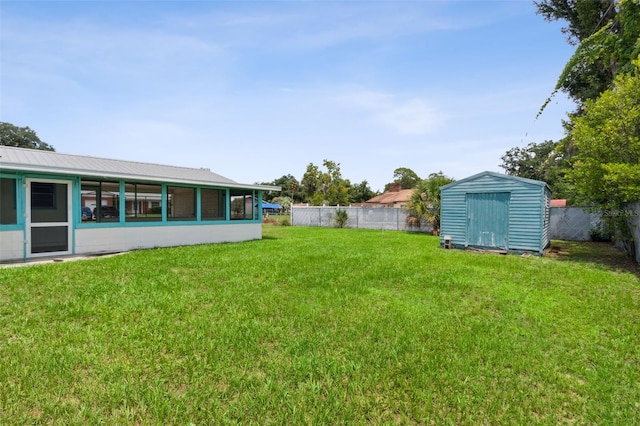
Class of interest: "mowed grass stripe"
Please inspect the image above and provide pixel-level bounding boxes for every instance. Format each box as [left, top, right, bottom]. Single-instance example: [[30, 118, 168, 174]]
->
[[1, 226, 638, 424]]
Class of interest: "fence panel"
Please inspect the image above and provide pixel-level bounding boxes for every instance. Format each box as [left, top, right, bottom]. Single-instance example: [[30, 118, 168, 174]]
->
[[626, 203, 640, 263], [291, 206, 432, 233], [292, 205, 638, 253], [549, 207, 601, 241]]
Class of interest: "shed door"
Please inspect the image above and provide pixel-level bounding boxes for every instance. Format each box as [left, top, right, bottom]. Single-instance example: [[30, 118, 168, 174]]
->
[[466, 192, 510, 249]]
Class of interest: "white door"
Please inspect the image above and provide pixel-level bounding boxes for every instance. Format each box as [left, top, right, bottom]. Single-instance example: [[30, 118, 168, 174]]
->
[[26, 179, 72, 257]]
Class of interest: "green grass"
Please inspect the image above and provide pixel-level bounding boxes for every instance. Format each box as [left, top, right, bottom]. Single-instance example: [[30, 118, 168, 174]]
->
[[1, 226, 639, 424]]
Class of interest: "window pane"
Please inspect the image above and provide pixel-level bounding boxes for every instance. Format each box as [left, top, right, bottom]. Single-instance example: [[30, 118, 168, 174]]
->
[[81, 180, 120, 223], [31, 226, 68, 253], [201, 188, 226, 220], [168, 186, 196, 221], [31, 182, 56, 209], [230, 189, 254, 220], [125, 183, 162, 222], [0, 178, 18, 225], [31, 183, 67, 223]]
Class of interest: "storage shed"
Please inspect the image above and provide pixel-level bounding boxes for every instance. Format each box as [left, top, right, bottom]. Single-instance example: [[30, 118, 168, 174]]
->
[[440, 171, 551, 254]]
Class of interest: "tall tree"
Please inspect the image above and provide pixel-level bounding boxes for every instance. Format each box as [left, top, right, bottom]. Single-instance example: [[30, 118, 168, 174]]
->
[[0, 122, 55, 151], [538, 0, 640, 108], [301, 160, 350, 206], [385, 167, 421, 191], [349, 180, 377, 203], [500, 140, 558, 180], [272, 174, 301, 203], [568, 56, 640, 258], [535, 0, 618, 45], [500, 140, 572, 199], [301, 163, 320, 203], [407, 172, 455, 235]]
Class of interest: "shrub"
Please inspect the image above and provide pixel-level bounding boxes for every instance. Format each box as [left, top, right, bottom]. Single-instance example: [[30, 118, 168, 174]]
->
[[334, 209, 349, 228], [405, 215, 421, 229], [589, 223, 613, 242], [279, 216, 291, 226]]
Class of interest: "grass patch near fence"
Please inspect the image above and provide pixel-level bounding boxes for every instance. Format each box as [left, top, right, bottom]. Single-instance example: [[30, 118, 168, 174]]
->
[[1, 226, 639, 424]]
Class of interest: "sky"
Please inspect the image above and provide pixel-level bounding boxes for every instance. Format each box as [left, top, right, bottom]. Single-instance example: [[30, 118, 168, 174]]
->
[[1, 0, 576, 192]]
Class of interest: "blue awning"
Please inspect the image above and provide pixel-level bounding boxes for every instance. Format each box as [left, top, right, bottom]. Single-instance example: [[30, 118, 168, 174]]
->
[[261, 202, 282, 209]]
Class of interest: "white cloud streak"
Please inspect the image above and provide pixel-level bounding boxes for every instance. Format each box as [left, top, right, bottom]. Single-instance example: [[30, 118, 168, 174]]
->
[[335, 89, 446, 135]]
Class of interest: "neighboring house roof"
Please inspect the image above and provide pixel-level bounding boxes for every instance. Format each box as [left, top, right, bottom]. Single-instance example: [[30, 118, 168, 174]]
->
[[0, 146, 278, 191], [550, 199, 567, 207], [365, 187, 414, 206]]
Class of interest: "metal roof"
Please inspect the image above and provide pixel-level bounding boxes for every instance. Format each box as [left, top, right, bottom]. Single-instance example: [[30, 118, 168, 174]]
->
[[440, 171, 550, 191], [0, 146, 279, 191]]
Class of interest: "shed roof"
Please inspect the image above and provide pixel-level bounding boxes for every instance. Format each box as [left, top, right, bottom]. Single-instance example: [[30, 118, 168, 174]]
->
[[440, 171, 550, 191], [0, 146, 278, 191]]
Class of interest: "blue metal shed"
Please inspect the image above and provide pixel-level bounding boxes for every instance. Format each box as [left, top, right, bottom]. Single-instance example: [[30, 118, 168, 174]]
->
[[440, 171, 551, 254]]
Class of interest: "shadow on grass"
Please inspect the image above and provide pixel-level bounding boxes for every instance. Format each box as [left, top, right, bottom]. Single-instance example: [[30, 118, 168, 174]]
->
[[547, 240, 639, 277]]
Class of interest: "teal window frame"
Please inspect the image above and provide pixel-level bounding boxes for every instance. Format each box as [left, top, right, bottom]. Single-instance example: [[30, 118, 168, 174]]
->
[[0, 176, 21, 228], [73, 179, 262, 227]]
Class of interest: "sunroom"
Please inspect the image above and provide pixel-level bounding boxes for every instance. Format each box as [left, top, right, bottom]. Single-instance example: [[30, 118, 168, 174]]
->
[[0, 146, 279, 262]]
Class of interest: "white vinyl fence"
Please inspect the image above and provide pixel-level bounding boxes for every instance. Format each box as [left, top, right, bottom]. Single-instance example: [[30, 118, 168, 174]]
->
[[291, 206, 433, 233], [549, 207, 601, 241], [625, 202, 640, 263], [293, 205, 640, 262]]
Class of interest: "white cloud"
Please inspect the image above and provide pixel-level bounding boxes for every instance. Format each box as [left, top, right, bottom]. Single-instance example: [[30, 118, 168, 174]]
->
[[161, 2, 481, 52], [335, 89, 445, 135]]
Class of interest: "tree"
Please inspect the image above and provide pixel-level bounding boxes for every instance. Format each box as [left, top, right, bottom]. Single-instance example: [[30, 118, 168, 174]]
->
[[500, 140, 573, 199], [500, 140, 558, 180], [258, 174, 302, 203], [385, 167, 420, 191], [300, 160, 350, 206], [568, 56, 640, 258], [273, 174, 302, 203], [271, 196, 292, 212], [538, 0, 640, 109], [535, 0, 618, 46], [406, 172, 455, 235], [0, 122, 55, 151], [349, 180, 377, 203]]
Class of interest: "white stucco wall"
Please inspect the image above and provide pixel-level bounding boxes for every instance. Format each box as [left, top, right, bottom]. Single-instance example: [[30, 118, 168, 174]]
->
[[74, 223, 262, 255], [0, 230, 24, 262], [1, 224, 262, 262]]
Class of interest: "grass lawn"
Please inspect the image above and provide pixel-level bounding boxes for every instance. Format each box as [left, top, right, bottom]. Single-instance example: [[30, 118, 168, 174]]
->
[[1, 226, 639, 424]]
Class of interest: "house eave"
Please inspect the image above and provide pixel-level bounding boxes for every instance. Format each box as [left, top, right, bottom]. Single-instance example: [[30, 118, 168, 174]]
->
[[0, 163, 280, 191]]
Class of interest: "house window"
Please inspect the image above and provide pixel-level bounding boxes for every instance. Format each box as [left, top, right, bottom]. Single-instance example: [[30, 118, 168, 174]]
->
[[30, 183, 68, 223], [31, 182, 56, 209], [201, 188, 226, 220], [230, 189, 256, 220], [81, 180, 120, 222], [0, 177, 18, 225], [125, 183, 162, 222], [167, 186, 196, 221]]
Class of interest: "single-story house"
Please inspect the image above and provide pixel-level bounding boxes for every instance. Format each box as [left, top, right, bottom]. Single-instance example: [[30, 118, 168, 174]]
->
[[363, 184, 414, 208], [0, 146, 279, 262], [440, 171, 551, 254]]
